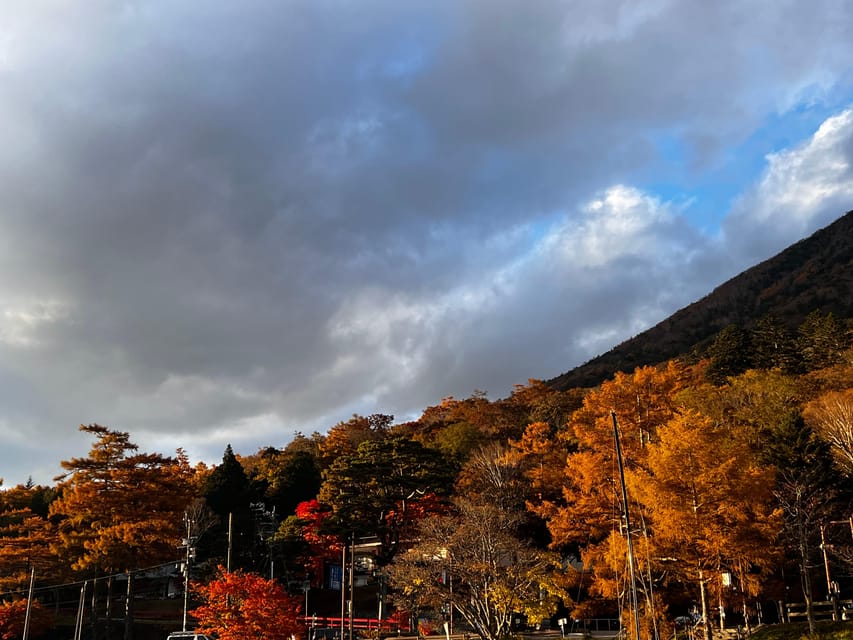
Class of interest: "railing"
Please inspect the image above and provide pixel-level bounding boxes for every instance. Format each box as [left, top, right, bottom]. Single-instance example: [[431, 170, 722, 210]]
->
[[300, 615, 412, 635], [786, 599, 852, 621], [564, 619, 622, 634]]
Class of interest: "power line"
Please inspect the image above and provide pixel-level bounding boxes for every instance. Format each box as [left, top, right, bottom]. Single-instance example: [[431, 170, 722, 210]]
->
[[0, 558, 184, 600]]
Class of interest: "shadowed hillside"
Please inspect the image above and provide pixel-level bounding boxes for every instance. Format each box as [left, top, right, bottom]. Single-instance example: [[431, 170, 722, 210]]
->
[[549, 209, 853, 390]]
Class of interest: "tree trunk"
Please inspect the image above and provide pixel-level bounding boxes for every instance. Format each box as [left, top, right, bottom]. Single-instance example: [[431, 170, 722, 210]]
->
[[795, 516, 816, 636], [698, 568, 712, 640], [799, 554, 815, 636]]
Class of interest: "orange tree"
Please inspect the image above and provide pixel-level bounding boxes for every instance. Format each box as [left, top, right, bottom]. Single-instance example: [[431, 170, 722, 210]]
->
[[633, 410, 781, 640], [507, 421, 569, 510], [535, 362, 690, 636], [191, 567, 302, 640], [0, 484, 60, 591], [49, 424, 196, 574]]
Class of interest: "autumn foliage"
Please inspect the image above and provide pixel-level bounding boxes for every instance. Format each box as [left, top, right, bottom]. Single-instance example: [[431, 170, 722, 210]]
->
[[48, 424, 195, 573], [191, 567, 303, 640], [0, 599, 52, 640]]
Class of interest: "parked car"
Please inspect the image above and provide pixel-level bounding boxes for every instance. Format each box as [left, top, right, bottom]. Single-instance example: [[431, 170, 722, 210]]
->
[[674, 614, 702, 628]]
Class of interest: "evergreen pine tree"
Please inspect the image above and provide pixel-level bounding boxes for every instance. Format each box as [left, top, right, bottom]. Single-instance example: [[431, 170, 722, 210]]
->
[[797, 310, 847, 371], [706, 324, 752, 384], [751, 314, 799, 372]]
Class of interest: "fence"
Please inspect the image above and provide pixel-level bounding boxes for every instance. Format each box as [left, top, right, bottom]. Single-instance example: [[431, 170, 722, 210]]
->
[[786, 599, 852, 622], [301, 615, 412, 637]]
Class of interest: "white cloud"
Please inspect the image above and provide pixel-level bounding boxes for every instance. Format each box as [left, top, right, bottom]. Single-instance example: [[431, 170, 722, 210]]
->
[[0, 299, 69, 347], [0, 1, 852, 485], [724, 108, 853, 265], [558, 186, 679, 267]]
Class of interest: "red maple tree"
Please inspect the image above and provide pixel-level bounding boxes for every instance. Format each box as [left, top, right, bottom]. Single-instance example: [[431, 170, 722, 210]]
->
[[0, 599, 52, 640], [191, 567, 302, 640]]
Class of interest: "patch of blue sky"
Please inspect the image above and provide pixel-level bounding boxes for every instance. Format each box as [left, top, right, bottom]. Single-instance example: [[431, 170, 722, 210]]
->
[[632, 133, 727, 234], [640, 96, 853, 235]]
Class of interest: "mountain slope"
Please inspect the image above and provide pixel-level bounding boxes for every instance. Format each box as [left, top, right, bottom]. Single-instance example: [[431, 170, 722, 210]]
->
[[549, 210, 853, 390]]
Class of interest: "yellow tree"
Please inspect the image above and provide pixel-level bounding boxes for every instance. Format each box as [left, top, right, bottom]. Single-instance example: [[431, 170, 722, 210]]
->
[[634, 410, 781, 640], [542, 362, 688, 547], [678, 369, 804, 452]]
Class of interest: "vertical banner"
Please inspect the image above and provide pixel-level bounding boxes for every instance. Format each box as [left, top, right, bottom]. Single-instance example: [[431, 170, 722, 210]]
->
[[329, 565, 343, 591]]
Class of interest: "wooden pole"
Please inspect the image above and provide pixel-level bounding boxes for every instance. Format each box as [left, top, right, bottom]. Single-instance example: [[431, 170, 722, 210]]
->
[[613, 412, 642, 640]]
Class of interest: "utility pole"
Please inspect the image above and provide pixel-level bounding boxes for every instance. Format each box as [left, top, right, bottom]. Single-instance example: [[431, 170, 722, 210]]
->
[[448, 554, 453, 637], [612, 412, 642, 640], [349, 535, 355, 640], [75, 581, 88, 640], [227, 512, 233, 572], [124, 573, 133, 640], [180, 512, 197, 632], [91, 576, 98, 640], [340, 542, 347, 640]]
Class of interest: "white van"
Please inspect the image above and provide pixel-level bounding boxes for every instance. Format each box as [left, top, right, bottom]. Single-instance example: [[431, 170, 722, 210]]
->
[[166, 631, 214, 640]]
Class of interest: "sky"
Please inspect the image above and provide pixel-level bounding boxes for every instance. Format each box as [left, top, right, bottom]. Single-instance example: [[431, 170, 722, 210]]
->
[[2, 1, 853, 486]]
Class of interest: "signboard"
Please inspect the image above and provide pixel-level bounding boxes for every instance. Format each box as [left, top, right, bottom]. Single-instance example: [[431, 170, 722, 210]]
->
[[329, 565, 343, 591]]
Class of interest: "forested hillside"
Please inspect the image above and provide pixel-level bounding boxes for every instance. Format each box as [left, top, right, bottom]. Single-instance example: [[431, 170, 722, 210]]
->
[[550, 210, 853, 390]]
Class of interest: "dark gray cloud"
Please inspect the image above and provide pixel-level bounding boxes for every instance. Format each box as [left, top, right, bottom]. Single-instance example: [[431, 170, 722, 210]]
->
[[0, 0, 852, 484]]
